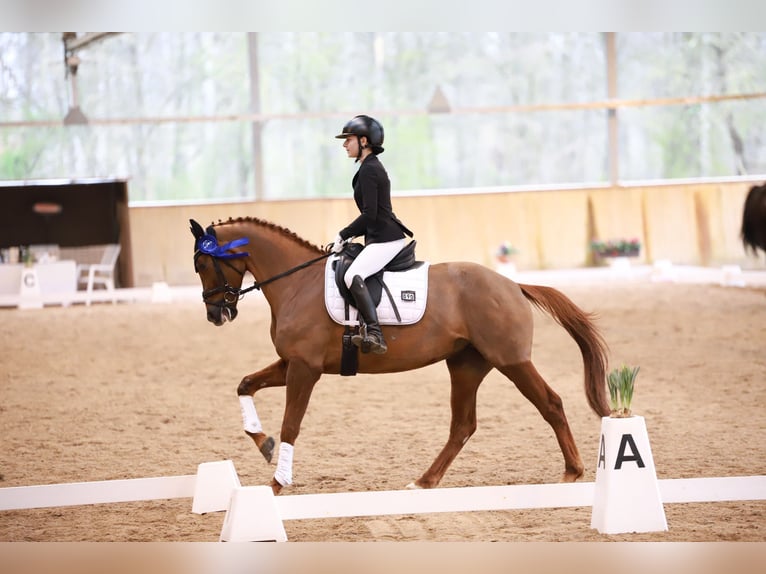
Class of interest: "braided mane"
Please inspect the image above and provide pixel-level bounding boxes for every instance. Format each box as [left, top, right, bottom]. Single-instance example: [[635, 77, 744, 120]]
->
[[212, 216, 324, 254]]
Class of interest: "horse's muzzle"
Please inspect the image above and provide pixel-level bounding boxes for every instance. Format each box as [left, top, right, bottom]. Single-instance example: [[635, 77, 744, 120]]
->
[[207, 304, 238, 325]]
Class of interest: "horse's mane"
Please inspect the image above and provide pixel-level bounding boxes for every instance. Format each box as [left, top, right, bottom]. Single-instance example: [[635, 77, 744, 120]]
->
[[212, 216, 325, 254]]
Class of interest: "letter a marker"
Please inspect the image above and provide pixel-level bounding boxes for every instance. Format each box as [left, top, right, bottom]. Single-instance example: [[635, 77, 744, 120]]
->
[[591, 415, 667, 534]]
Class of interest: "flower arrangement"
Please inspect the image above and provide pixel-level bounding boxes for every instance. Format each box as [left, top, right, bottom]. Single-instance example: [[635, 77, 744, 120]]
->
[[607, 364, 639, 417], [495, 241, 519, 261], [591, 238, 641, 258]]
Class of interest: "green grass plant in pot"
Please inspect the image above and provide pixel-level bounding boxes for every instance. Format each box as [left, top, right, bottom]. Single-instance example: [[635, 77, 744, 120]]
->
[[607, 364, 639, 417]]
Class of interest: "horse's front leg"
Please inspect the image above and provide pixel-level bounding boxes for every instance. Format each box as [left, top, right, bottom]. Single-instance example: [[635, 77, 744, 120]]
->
[[237, 359, 288, 463], [269, 358, 321, 495]]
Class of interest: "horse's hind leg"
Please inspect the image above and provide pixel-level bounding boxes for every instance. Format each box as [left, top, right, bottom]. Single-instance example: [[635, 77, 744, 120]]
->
[[237, 359, 288, 463], [411, 346, 492, 489], [499, 361, 584, 482]]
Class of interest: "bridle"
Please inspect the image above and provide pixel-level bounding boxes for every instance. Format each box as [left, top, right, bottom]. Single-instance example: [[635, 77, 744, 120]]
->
[[194, 250, 251, 306], [193, 233, 332, 308]]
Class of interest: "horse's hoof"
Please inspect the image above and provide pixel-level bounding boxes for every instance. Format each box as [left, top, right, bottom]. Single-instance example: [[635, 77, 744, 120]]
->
[[405, 482, 422, 490], [269, 478, 283, 496], [259, 436, 275, 463], [561, 470, 583, 483]]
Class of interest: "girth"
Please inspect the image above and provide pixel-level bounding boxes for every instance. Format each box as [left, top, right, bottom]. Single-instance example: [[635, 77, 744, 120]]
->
[[333, 241, 423, 308]]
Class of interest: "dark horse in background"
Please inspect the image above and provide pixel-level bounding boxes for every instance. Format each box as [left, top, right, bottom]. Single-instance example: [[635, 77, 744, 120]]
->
[[741, 183, 766, 257], [190, 217, 611, 495]]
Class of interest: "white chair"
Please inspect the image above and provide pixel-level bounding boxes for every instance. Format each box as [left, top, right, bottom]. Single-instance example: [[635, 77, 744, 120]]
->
[[77, 244, 121, 305]]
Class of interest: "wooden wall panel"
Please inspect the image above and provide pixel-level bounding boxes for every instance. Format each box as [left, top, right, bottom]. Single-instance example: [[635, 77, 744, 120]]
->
[[533, 190, 590, 269], [640, 185, 700, 265], [588, 187, 646, 264], [128, 179, 765, 287]]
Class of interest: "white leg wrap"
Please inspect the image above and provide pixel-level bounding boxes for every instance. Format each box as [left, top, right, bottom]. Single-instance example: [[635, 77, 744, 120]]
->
[[273, 442, 294, 486], [238, 395, 262, 434]]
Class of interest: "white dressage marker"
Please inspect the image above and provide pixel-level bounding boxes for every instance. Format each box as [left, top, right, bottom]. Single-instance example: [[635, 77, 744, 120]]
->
[[591, 415, 667, 534], [220, 486, 287, 542]]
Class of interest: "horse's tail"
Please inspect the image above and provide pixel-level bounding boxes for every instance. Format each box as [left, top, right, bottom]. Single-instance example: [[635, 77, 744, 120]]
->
[[518, 283, 610, 417], [741, 184, 766, 255]]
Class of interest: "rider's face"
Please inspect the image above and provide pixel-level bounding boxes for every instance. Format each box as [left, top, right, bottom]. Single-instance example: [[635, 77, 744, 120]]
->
[[343, 135, 365, 158]]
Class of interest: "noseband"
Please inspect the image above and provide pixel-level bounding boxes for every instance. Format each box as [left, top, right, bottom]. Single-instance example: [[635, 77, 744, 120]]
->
[[194, 250, 252, 306], [193, 234, 255, 308]]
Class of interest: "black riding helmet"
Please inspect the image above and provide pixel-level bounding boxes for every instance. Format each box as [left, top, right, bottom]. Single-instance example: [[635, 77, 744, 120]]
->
[[334, 115, 385, 160]]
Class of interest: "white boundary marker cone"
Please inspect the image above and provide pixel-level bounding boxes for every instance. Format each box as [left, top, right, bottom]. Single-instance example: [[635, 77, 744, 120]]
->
[[591, 415, 668, 534], [19, 267, 43, 309], [651, 259, 675, 283], [721, 265, 745, 287], [151, 281, 173, 303], [219, 486, 287, 542], [191, 460, 241, 514]]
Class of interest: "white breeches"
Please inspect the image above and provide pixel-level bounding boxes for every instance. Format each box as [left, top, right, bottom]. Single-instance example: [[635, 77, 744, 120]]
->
[[344, 238, 407, 289]]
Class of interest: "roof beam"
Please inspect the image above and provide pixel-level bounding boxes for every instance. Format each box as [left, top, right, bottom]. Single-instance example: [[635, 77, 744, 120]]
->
[[63, 32, 120, 53]]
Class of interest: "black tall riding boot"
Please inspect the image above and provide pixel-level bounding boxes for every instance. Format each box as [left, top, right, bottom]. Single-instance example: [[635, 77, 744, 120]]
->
[[348, 275, 387, 354]]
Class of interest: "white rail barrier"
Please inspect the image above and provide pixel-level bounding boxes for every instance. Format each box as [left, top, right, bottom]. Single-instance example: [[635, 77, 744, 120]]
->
[[0, 474, 196, 510], [4, 469, 761, 516], [272, 476, 766, 521], [0, 460, 240, 515], [1, 460, 763, 542], [217, 475, 766, 541]]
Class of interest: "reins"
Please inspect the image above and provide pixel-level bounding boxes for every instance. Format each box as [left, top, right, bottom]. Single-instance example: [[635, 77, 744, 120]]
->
[[192, 220, 334, 306], [240, 250, 333, 294], [196, 246, 333, 305]]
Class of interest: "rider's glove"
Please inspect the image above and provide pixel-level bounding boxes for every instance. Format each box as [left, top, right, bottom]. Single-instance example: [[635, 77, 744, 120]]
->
[[331, 234, 346, 254]]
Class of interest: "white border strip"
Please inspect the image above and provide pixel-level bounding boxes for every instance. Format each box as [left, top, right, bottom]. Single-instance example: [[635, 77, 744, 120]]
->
[[0, 475, 196, 511], [1, 475, 762, 515], [276, 482, 594, 520], [275, 476, 766, 520]]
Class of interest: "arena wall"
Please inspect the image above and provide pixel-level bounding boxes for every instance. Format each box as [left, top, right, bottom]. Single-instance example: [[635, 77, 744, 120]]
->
[[128, 179, 763, 287]]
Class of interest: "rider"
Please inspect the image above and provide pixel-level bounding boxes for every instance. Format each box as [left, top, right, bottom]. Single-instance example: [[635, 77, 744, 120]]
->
[[332, 115, 413, 354]]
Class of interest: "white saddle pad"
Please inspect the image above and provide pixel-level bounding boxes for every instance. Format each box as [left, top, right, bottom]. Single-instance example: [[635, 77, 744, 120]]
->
[[324, 256, 430, 326]]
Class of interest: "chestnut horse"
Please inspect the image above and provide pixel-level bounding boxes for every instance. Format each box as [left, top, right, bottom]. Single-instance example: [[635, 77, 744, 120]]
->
[[741, 183, 766, 256], [190, 217, 610, 495]]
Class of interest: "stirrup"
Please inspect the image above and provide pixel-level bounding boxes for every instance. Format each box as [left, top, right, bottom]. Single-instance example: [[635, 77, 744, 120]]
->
[[351, 324, 387, 354], [366, 336, 387, 354], [350, 323, 366, 348]]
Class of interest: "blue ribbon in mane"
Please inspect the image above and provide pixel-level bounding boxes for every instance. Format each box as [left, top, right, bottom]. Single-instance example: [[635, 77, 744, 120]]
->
[[196, 234, 250, 259]]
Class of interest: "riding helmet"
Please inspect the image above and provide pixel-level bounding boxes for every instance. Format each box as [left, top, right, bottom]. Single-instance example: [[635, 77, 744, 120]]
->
[[334, 115, 384, 154]]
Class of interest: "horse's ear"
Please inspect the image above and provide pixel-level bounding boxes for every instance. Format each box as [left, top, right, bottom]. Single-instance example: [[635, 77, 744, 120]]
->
[[205, 225, 217, 238], [189, 219, 205, 239]]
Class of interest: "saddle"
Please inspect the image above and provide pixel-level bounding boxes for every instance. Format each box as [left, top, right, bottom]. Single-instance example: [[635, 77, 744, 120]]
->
[[331, 241, 424, 377], [332, 240, 423, 309]]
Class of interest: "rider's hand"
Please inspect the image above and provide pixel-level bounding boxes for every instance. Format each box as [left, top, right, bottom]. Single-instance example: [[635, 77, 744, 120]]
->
[[331, 234, 346, 254]]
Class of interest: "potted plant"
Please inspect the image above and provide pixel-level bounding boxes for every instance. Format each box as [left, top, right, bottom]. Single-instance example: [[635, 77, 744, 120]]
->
[[495, 240, 518, 264], [606, 364, 639, 417], [494, 241, 519, 277], [591, 238, 641, 260]]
